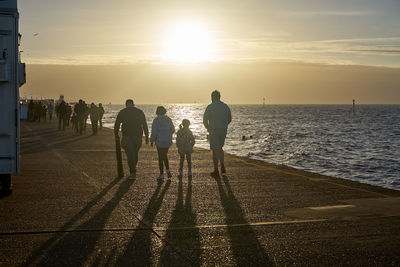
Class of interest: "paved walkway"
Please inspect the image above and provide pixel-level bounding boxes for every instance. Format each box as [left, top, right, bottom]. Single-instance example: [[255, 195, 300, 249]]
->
[[1, 120, 399, 266]]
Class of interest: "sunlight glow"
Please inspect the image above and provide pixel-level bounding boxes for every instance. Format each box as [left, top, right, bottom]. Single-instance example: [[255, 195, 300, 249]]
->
[[162, 21, 215, 63]]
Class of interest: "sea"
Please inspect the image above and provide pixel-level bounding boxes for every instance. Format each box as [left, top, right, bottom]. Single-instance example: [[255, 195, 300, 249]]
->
[[102, 104, 400, 191]]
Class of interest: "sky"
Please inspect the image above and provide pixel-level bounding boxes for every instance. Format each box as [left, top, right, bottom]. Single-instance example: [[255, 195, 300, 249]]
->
[[17, 0, 400, 103]]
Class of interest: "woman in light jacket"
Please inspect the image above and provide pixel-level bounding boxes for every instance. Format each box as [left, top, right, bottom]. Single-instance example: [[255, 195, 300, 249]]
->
[[150, 106, 175, 179]]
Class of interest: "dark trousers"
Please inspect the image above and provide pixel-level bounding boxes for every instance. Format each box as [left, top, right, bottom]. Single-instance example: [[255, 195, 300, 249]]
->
[[157, 147, 170, 174], [179, 153, 192, 171], [91, 119, 98, 135], [78, 117, 85, 134], [58, 115, 67, 130], [121, 135, 142, 174], [99, 116, 103, 129]]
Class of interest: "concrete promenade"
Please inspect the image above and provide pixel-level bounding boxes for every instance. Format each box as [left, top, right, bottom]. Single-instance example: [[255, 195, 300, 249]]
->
[[1, 120, 400, 266]]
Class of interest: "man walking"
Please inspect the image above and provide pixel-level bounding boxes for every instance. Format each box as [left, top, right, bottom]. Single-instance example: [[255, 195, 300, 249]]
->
[[114, 99, 149, 179], [89, 103, 100, 135], [56, 100, 68, 130], [74, 99, 86, 135], [203, 90, 232, 177]]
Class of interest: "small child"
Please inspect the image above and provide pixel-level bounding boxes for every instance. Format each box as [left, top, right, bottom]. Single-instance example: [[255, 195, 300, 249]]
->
[[176, 119, 195, 178]]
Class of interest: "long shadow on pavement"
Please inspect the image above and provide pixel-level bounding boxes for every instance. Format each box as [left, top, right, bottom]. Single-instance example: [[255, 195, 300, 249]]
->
[[22, 175, 123, 266], [25, 177, 134, 266], [116, 179, 171, 266], [215, 175, 274, 266], [159, 176, 201, 266]]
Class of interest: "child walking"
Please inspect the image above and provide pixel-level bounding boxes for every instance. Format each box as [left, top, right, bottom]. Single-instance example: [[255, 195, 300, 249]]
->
[[150, 106, 175, 180], [176, 119, 195, 178]]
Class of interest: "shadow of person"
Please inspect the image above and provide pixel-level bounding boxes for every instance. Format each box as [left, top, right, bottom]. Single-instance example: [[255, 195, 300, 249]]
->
[[116, 179, 171, 266], [36, 177, 135, 266], [215, 175, 273, 266], [23, 175, 124, 266], [159, 176, 201, 266]]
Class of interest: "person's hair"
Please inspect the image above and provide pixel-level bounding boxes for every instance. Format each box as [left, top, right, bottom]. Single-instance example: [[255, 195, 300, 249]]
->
[[179, 119, 190, 129], [156, 106, 167, 115], [125, 99, 134, 107], [211, 90, 221, 101]]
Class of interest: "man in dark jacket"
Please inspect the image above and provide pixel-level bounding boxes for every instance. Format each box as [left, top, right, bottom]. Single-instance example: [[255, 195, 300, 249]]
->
[[74, 99, 86, 135], [56, 100, 68, 130], [114, 99, 149, 178]]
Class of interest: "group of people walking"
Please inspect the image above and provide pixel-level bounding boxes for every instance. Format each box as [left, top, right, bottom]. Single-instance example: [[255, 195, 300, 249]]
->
[[27, 100, 54, 122], [27, 99, 105, 135], [71, 100, 105, 135], [114, 90, 231, 179]]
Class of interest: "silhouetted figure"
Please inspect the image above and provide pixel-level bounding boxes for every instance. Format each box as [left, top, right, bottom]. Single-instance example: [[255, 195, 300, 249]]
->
[[150, 106, 175, 180], [176, 119, 195, 178], [89, 103, 100, 135], [41, 103, 47, 122], [242, 135, 246, 141], [74, 100, 86, 135], [28, 100, 35, 121], [114, 99, 149, 178], [203, 90, 232, 177], [71, 112, 78, 133], [48, 102, 54, 121], [66, 104, 72, 126], [35, 101, 43, 122], [56, 100, 68, 130], [98, 103, 105, 129], [83, 101, 89, 130]]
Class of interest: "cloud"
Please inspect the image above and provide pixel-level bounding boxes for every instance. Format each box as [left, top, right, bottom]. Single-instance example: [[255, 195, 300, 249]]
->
[[348, 49, 400, 54], [289, 10, 374, 17]]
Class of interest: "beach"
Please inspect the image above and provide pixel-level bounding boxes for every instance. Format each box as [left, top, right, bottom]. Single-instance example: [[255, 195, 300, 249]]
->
[[0, 119, 399, 266]]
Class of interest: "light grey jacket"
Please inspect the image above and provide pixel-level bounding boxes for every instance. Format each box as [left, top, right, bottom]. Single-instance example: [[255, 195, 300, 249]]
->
[[150, 115, 175, 148]]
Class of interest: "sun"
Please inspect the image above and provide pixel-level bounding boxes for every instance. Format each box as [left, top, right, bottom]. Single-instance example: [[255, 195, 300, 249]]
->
[[162, 21, 215, 63]]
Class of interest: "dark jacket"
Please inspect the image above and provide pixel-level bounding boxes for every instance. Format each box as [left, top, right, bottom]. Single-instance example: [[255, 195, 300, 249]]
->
[[114, 106, 149, 138]]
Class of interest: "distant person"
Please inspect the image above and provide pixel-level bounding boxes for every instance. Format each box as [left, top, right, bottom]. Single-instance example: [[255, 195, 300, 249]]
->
[[176, 119, 195, 178], [150, 106, 175, 180], [98, 103, 105, 129], [42, 103, 47, 122], [203, 90, 232, 177], [71, 112, 78, 133], [35, 101, 43, 122], [56, 100, 68, 130], [83, 101, 89, 130], [28, 100, 35, 121], [66, 104, 72, 126], [48, 102, 54, 121], [114, 99, 149, 179], [74, 100, 86, 135], [89, 103, 100, 135]]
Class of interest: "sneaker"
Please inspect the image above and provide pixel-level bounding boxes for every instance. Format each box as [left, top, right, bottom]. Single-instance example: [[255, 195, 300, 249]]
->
[[178, 169, 183, 178], [128, 172, 136, 180], [166, 169, 172, 178], [158, 173, 165, 180], [188, 171, 192, 178], [210, 170, 219, 177]]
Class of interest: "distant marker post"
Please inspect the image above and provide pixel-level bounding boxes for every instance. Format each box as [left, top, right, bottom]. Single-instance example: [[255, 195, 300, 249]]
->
[[352, 99, 355, 114]]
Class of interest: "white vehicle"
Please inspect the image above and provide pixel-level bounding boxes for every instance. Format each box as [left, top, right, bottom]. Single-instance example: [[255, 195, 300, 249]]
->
[[0, 0, 25, 195]]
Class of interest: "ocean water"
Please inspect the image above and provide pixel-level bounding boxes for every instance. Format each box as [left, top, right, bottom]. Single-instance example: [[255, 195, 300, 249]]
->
[[103, 104, 400, 191]]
